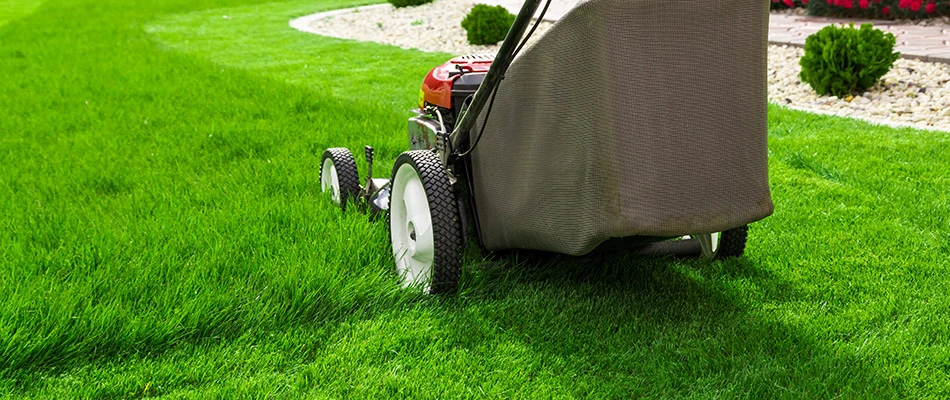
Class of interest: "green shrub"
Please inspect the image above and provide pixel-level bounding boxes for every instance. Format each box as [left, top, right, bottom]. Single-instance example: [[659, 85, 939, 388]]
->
[[461, 4, 515, 45], [387, 0, 432, 8], [799, 23, 900, 98]]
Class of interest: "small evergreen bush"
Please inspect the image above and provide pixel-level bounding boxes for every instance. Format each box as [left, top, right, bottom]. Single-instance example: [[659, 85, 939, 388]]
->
[[461, 4, 515, 45], [387, 0, 432, 9], [799, 23, 900, 98]]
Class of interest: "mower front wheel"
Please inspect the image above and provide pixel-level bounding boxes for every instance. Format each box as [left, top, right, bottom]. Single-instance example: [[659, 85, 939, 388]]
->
[[320, 148, 361, 211], [389, 150, 462, 294]]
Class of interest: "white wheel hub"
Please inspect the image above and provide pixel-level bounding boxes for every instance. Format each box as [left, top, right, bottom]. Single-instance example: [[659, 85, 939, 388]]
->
[[390, 163, 434, 289], [693, 232, 721, 259], [321, 158, 341, 204]]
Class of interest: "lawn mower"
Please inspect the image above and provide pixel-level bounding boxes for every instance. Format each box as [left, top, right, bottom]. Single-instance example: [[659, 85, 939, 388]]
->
[[320, 0, 774, 294]]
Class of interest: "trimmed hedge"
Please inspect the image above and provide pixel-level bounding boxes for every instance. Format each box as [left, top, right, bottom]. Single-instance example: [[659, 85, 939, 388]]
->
[[387, 0, 432, 8]]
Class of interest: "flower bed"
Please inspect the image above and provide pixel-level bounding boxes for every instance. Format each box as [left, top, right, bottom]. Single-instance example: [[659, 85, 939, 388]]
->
[[772, 0, 950, 18]]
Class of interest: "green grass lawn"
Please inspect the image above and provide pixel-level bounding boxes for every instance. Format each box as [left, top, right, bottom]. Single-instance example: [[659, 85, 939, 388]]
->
[[1, 0, 949, 397], [0, 0, 44, 27]]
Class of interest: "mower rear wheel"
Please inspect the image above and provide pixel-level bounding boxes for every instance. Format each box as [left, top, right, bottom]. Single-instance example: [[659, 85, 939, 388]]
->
[[715, 225, 749, 258], [320, 148, 360, 211], [693, 225, 748, 259], [389, 150, 462, 294]]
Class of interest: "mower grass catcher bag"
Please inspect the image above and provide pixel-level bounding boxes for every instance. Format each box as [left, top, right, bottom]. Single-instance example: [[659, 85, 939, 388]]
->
[[468, 0, 774, 255]]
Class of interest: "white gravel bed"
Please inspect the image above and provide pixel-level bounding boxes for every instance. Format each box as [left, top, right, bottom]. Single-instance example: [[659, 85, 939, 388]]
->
[[293, 2, 950, 132], [770, 45, 950, 131], [292, 0, 554, 55]]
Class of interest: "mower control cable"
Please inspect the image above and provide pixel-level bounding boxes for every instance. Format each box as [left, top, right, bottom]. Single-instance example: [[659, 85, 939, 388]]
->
[[445, 0, 544, 165], [455, 84, 500, 158], [455, 0, 552, 159], [512, 0, 551, 60], [434, 107, 447, 135]]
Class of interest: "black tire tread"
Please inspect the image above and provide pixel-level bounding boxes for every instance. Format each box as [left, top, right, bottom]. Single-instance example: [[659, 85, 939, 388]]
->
[[321, 148, 361, 211], [716, 225, 749, 259], [392, 150, 462, 294]]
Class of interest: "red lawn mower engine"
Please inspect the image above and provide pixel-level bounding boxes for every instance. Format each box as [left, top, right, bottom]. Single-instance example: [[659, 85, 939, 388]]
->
[[409, 55, 493, 150], [318, 55, 494, 224]]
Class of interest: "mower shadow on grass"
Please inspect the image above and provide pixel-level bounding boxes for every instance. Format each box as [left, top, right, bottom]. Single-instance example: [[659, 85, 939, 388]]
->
[[459, 238, 794, 299], [433, 251, 902, 397]]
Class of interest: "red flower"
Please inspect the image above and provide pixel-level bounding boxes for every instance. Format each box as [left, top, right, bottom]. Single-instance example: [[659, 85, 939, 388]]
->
[[839, 0, 854, 7], [882, 5, 891, 13], [910, 0, 922, 11], [784, 0, 795, 6], [898, 0, 910, 8], [859, 0, 869, 8], [926, 1, 936, 11]]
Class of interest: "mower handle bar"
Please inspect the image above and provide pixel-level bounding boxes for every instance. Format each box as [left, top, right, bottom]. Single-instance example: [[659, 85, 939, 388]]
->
[[447, 0, 545, 158]]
